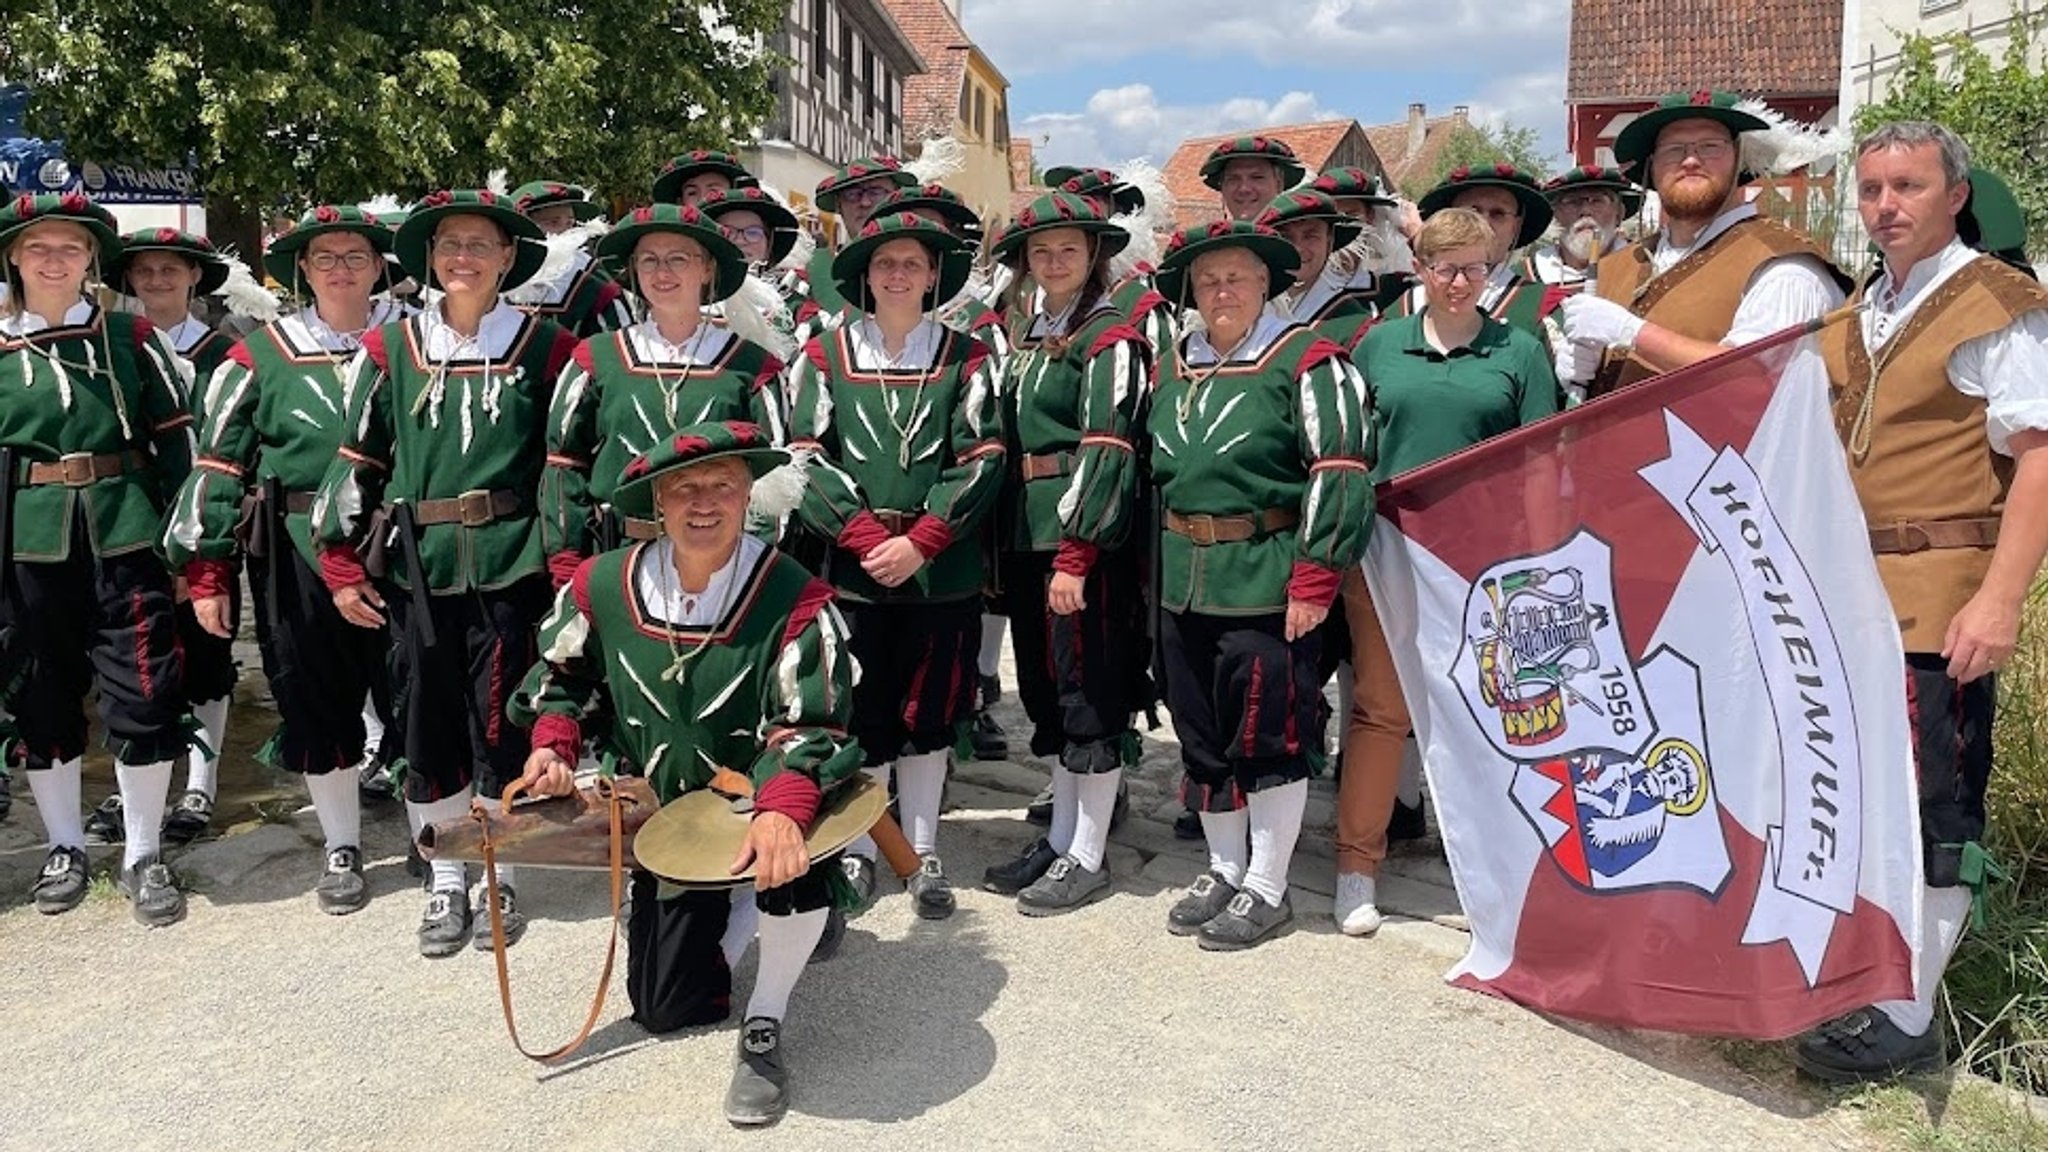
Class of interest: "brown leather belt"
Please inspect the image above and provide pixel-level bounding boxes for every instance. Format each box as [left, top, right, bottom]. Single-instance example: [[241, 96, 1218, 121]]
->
[[1020, 451, 1075, 482], [873, 509, 919, 535], [1868, 517, 2000, 555], [22, 450, 147, 487], [279, 490, 316, 514], [620, 515, 662, 541], [411, 489, 524, 528], [1164, 508, 1300, 546]]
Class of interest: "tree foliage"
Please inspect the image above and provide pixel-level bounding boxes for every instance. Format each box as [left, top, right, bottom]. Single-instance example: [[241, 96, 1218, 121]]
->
[[0, 0, 786, 212], [1855, 12, 2048, 254], [1400, 117, 1552, 200]]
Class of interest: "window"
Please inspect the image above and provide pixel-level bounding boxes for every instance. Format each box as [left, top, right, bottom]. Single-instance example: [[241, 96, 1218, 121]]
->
[[864, 49, 876, 122], [841, 23, 854, 103], [811, 0, 827, 80], [973, 86, 985, 140]]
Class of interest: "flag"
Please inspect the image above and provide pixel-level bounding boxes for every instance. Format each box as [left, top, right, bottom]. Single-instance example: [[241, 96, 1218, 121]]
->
[[1364, 323, 1922, 1039]]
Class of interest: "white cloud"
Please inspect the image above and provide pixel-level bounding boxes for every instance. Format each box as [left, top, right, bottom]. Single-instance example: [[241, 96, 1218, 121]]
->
[[960, 0, 1568, 79], [1016, 85, 1345, 170], [1466, 70, 1571, 167]]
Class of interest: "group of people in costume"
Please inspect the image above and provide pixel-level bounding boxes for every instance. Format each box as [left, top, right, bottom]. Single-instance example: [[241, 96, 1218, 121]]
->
[[1, 80, 2041, 1120]]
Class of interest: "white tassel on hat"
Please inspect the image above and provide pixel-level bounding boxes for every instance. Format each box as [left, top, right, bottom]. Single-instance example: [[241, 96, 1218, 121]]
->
[[485, 169, 511, 197], [907, 136, 967, 186], [217, 254, 283, 323], [1735, 99, 1845, 177]]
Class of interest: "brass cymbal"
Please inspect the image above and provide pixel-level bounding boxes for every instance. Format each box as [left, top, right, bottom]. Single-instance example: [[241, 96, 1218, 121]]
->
[[631, 774, 887, 888]]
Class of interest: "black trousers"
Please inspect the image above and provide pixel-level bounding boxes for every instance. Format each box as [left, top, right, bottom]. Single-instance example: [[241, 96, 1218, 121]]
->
[[1000, 548, 1146, 771], [1906, 653, 1996, 889], [844, 598, 979, 767], [1160, 609, 1322, 812], [0, 529, 189, 770], [176, 581, 240, 706], [250, 548, 385, 776], [625, 860, 836, 1034], [386, 576, 549, 803]]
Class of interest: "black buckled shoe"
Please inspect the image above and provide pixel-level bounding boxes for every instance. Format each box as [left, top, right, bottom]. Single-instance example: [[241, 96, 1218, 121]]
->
[[1387, 798, 1427, 843], [83, 794, 125, 846], [1794, 1008, 1946, 1084], [984, 836, 1059, 895], [969, 710, 1009, 761], [118, 853, 187, 928], [1198, 890, 1293, 952], [1167, 871, 1239, 936], [840, 855, 879, 913], [471, 884, 527, 952], [907, 855, 956, 919], [359, 755, 400, 802], [1017, 855, 1111, 917], [1172, 810, 1203, 841], [162, 789, 215, 847], [32, 845, 90, 914], [725, 1016, 791, 1126], [1111, 778, 1130, 833], [417, 888, 471, 958], [809, 907, 846, 964], [316, 846, 369, 915]]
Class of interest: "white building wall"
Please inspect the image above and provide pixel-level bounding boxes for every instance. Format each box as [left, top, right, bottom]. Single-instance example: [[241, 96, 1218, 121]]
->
[[1841, 0, 2047, 130]]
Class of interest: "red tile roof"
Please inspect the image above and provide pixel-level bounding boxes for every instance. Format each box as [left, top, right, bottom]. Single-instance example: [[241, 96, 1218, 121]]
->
[[1362, 106, 1472, 190], [1567, 0, 1844, 101], [881, 0, 974, 142], [1159, 120, 1368, 228]]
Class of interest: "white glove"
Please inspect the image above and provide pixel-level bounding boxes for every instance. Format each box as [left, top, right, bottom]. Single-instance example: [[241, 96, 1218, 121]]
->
[[1560, 293, 1645, 350], [1555, 337, 1605, 383]]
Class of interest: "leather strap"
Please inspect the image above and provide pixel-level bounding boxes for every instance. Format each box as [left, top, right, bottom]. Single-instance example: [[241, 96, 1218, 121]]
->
[[22, 450, 147, 487], [1868, 517, 2001, 555], [413, 489, 524, 527], [620, 515, 662, 541], [281, 490, 316, 514], [478, 776, 627, 1063], [1163, 507, 1300, 545], [872, 509, 918, 535], [1019, 451, 1075, 482]]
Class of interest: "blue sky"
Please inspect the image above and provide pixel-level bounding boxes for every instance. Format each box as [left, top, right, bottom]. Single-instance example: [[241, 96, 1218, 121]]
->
[[958, 0, 1573, 171]]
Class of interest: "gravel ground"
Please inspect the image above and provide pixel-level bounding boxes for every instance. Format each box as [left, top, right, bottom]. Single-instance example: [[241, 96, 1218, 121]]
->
[[0, 647, 1886, 1152]]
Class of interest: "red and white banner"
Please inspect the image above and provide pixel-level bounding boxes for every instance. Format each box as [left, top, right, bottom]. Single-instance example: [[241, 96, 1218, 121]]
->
[[1364, 326, 1922, 1039]]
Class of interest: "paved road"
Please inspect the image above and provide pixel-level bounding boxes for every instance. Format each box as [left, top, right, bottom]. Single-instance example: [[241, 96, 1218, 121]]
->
[[0, 762, 1878, 1152]]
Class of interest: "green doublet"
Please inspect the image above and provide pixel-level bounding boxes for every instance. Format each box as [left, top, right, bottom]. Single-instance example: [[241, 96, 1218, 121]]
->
[[0, 307, 194, 561], [1147, 322, 1375, 614], [314, 310, 578, 592], [541, 328, 788, 558], [168, 322, 367, 570], [1000, 301, 1146, 554], [523, 541, 862, 802], [788, 323, 1005, 603], [510, 257, 634, 338], [1293, 288, 1378, 352], [179, 326, 236, 385]]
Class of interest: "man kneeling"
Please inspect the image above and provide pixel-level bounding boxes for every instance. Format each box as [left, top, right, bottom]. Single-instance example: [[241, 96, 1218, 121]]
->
[[513, 421, 860, 1125]]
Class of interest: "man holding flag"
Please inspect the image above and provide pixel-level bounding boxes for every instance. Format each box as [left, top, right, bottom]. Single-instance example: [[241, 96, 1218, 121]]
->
[[1797, 122, 2048, 1083]]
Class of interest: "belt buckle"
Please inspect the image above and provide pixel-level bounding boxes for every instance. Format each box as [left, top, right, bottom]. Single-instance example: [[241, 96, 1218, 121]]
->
[[59, 453, 96, 487], [457, 489, 493, 528], [1896, 523, 1931, 555], [1182, 515, 1218, 547]]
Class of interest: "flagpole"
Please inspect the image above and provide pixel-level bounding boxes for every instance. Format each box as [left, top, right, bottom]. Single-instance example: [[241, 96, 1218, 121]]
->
[[1803, 299, 1871, 335]]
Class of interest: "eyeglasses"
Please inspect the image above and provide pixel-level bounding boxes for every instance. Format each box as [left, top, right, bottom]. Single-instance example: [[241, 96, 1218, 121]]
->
[[1652, 140, 1733, 166], [1554, 193, 1616, 212], [1425, 262, 1492, 284], [634, 251, 708, 277], [724, 225, 768, 245], [839, 183, 893, 206], [306, 252, 376, 272], [431, 238, 508, 260]]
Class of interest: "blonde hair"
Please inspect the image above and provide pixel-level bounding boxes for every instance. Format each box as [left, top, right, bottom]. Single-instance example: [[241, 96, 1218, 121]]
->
[[1414, 207, 1494, 263]]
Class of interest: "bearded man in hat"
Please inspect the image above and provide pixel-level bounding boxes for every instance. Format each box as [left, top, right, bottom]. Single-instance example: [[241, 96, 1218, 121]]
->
[[505, 181, 635, 338], [515, 420, 859, 1126], [1556, 90, 1850, 396], [1794, 122, 2048, 1085], [1526, 166, 1641, 289]]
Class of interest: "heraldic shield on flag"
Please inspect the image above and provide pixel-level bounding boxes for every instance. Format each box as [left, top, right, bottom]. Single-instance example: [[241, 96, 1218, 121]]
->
[[1364, 323, 1923, 1040]]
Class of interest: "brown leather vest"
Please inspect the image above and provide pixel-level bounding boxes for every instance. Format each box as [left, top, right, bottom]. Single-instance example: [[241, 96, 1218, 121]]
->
[[1591, 216, 1844, 395], [1821, 253, 2047, 651]]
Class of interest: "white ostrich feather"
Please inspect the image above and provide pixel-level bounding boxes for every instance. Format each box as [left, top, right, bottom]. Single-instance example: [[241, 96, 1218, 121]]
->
[[485, 169, 510, 197], [907, 135, 967, 186], [747, 448, 812, 528], [217, 253, 283, 322], [1735, 99, 1846, 176], [722, 272, 796, 361]]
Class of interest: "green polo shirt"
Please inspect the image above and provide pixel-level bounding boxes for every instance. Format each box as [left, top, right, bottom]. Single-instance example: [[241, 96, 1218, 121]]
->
[[1355, 310, 1561, 482]]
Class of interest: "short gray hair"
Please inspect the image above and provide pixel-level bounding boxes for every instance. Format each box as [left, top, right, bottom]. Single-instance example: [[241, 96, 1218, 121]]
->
[[1855, 121, 1972, 186]]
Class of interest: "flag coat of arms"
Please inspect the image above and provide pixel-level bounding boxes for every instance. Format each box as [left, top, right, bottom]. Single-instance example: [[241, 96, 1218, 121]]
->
[[1364, 326, 1922, 1039]]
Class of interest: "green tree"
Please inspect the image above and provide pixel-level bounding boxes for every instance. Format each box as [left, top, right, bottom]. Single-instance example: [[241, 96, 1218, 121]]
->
[[1855, 11, 2048, 255], [0, 1, 784, 253], [1399, 117, 1552, 200]]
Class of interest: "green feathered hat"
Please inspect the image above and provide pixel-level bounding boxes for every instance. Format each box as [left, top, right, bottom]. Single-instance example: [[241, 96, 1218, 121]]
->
[[594, 202, 749, 304], [1155, 218, 1300, 304], [394, 189, 547, 291], [1046, 166, 1146, 215], [0, 191, 122, 259], [510, 180, 605, 224], [612, 420, 792, 521], [1541, 164, 1646, 221], [1256, 190, 1364, 250], [874, 183, 985, 240], [1612, 89, 1769, 178], [829, 212, 970, 313], [652, 150, 761, 205], [698, 187, 805, 267], [1959, 166, 2029, 260], [814, 155, 916, 214], [1417, 163, 1554, 249], [263, 204, 395, 293], [107, 228, 231, 297], [1199, 136, 1308, 190], [1308, 167, 1396, 208], [991, 191, 1130, 264]]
